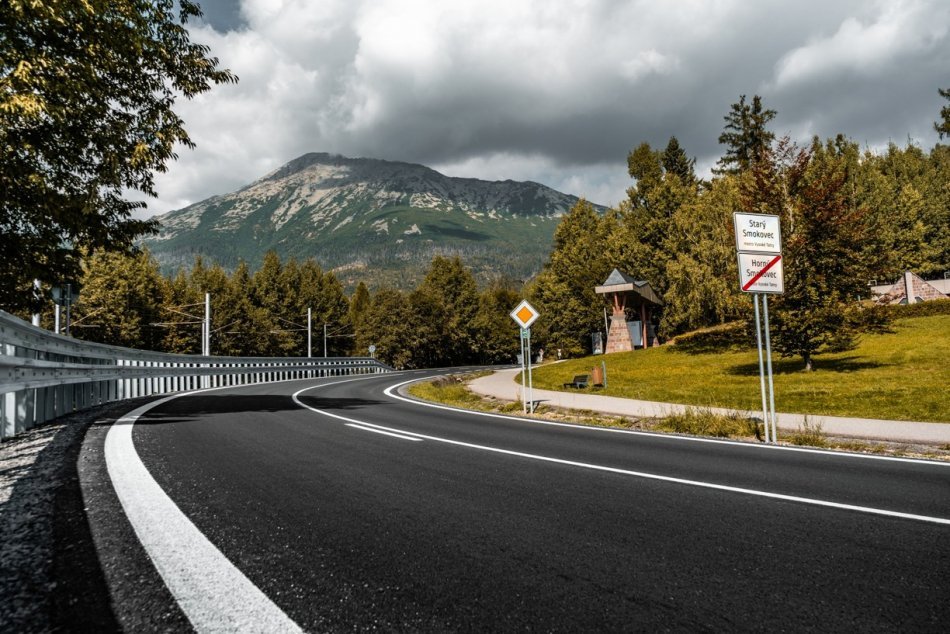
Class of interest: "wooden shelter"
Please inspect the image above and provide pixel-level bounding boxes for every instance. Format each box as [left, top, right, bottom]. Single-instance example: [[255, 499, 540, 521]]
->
[[594, 269, 662, 353]]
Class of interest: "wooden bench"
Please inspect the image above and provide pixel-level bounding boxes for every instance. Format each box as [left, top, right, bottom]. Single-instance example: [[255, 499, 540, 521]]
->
[[563, 374, 590, 389]]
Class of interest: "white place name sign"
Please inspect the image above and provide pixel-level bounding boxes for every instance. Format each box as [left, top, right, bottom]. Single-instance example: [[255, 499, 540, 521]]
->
[[734, 213, 781, 254]]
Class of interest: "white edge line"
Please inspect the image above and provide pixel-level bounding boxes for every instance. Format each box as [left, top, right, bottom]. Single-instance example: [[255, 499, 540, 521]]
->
[[105, 385, 306, 633], [346, 423, 423, 442], [294, 381, 950, 527], [382, 377, 950, 468]]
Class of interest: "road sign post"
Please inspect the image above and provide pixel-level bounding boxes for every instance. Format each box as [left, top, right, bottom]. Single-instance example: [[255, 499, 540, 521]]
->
[[510, 300, 540, 414], [734, 213, 783, 443]]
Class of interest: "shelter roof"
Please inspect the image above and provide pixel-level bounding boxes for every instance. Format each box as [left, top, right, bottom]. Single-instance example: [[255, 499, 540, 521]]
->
[[595, 268, 662, 305]]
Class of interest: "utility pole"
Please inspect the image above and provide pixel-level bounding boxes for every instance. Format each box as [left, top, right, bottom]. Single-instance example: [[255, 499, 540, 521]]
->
[[307, 308, 312, 358], [323, 322, 328, 358], [65, 283, 72, 336], [32, 279, 41, 327], [203, 292, 211, 356]]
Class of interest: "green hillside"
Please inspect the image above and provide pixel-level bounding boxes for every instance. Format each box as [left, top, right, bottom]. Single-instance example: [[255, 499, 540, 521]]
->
[[530, 313, 950, 423]]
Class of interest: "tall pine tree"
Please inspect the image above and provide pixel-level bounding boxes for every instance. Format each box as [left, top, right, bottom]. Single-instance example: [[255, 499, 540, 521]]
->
[[936, 87, 950, 139], [715, 95, 776, 175]]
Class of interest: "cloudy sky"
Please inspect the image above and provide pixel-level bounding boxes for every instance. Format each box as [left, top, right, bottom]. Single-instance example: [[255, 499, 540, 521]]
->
[[138, 0, 950, 217]]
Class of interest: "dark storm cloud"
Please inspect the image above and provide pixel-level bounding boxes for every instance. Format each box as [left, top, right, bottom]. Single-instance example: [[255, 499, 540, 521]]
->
[[194, 0, 247, 32], [140, 0, 950, 216]]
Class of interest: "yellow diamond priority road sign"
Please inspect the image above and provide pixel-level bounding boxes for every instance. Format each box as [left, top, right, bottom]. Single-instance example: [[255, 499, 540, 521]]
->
[[510, 299, 540, 329]]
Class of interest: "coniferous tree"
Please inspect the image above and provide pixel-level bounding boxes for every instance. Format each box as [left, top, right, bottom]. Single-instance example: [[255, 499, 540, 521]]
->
[[318, 271, 354, 357], [936, 87, 950, 139], [250, 251, 296, 355], [414, 256, 480, 366], [72, 249, 166, 349], [857, 142, 942, 281], [532, 200, 611, 356], [607, 139, 698, 312], [161, 260, 205, 354], [715, 95, 776, 175], [358, 289, 416, 369], [661, 136, 698, 187], [213, 262, 272, 357], [923, 144, 950, 275], [472, 278, 522, 365], [348, 282, 372, 354]]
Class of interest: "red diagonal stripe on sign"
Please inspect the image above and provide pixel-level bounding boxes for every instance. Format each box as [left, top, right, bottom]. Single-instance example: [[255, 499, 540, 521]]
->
[[742, 254, 782, 291]]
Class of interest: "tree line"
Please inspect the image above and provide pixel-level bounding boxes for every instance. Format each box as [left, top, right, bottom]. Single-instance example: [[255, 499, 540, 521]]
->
[[530, 91, 950, 370], [2, 0, 948, 373], [15, 88, 950, 372], [57, 249, 523, 369]]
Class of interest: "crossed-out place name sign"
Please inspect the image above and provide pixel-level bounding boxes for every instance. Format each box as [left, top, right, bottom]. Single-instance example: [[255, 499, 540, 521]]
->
[[738, 252, 784, 293], [734, 213, 784, 294]]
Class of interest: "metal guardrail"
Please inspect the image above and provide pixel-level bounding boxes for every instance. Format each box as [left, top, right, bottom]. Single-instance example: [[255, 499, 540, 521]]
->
[[0, 310, 392, 440]]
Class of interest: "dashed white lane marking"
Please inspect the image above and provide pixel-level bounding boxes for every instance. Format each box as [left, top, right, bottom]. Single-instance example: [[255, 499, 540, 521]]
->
[[105, 390, 305, 633], [295, 379, 950, 526], [346, 423, 423, 441]]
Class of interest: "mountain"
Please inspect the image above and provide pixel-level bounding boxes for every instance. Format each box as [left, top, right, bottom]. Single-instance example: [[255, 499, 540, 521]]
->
[[144, 152, 604, 289]]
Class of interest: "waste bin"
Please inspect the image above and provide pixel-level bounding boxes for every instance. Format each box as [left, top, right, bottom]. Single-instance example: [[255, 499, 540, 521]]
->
[[590, 364, 604, 386]]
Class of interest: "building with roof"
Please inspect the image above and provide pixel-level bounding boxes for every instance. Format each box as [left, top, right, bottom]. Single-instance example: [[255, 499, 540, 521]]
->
[[594, 269, 662, 354], [871, 271, 949, 305]]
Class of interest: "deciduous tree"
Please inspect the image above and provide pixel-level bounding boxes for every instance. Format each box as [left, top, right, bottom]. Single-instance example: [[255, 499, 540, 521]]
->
[[749, 138, 872, 371], [0, 0, 236, 312]]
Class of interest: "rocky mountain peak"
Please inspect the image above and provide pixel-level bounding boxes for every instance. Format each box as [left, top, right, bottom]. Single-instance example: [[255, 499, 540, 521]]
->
[[145, 152, 605, 289]]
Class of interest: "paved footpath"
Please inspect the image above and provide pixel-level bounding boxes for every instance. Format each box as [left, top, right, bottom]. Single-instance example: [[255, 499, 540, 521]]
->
[[469, 368, 950, 444]]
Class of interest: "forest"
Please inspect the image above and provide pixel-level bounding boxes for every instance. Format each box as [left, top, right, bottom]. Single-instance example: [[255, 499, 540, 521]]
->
[[28, 92, 950, 371]]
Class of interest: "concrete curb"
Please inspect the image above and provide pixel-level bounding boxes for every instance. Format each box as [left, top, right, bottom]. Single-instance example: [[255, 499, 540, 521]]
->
[[469, 368, 950, 445]]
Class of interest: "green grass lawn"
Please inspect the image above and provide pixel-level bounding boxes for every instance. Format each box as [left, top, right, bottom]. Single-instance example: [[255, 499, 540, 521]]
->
[[530, 314, 950, 422]]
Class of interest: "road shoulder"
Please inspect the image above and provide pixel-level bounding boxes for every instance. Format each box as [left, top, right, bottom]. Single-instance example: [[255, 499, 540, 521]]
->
[[469, 368, 950, 445], [0, 398, 189, 632]]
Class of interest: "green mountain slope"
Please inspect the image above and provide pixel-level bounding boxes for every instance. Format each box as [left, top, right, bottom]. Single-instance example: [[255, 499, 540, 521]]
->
[[145, 153, 603, 288]]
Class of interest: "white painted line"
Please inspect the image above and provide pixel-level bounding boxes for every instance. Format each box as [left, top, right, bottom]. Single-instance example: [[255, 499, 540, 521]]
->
[[293, 379, 950, 526], [382, 378, 950, 468], [105, 391, 304, 633], [346, 423, 423, 442]]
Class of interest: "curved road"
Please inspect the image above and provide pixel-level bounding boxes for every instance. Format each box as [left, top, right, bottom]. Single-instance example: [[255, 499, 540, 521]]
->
[[81, 370, 950, 631]]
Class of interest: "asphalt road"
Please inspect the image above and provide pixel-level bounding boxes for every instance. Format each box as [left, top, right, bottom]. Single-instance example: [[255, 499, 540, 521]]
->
[[83, 370, 950, 631]]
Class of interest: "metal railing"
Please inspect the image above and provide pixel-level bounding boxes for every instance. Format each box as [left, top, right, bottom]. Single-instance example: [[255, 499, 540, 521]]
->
[[0, 310, 392, 440]]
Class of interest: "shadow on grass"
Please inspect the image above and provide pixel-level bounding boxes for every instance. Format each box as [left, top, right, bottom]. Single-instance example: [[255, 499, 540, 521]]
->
[[668, 322, 752, 355], [726, 355, 885, 376], [669, 340, 751, 355]]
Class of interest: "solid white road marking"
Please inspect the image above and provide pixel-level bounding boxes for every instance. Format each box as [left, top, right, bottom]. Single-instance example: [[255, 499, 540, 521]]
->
[[382, 378, 950, 468], [293, 379, 950, 526], [346, 423, 423, 441], [105, 390, 304, 633]]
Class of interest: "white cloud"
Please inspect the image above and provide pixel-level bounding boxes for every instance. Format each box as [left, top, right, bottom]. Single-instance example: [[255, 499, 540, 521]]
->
[[137, 0, 950, 218], [433, 152, 631, 208], [772, 1, 949, 88]]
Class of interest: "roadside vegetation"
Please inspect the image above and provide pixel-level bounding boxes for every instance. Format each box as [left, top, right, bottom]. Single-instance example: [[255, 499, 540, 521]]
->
[[407, 373, 950, 462], [9, 90, 950, 379], [529, 311, 950, 423]]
